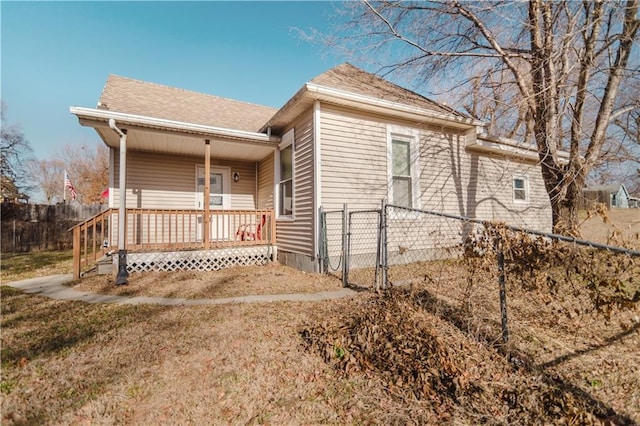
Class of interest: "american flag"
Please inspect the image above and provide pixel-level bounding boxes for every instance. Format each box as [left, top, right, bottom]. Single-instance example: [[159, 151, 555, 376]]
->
[[65, 171, 77, 201]]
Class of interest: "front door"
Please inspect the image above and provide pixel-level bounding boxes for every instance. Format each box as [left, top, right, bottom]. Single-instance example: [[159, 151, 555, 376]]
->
[[196, 166, 230, 240]]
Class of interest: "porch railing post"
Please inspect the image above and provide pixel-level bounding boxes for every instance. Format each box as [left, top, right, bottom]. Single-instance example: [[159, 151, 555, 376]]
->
[[72, 226, 81, 280]]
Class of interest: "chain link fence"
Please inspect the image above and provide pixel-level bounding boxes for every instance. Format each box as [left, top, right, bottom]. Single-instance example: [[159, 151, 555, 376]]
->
[[319, 209, 346, 281], [319, 201, 639, 422], [321, 201, 640, 343]]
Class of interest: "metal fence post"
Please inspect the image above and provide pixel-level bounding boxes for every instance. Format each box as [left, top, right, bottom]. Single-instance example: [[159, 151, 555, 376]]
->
[[342, 204, 349, 287], [381, 199, 388, 290], [319, 206, 327, 274], [497, 237, 509, 344]]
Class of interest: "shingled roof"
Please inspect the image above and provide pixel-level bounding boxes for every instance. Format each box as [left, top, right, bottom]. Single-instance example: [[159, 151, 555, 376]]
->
[[98, 75, 278, 133], [310, 63, 467, 118]]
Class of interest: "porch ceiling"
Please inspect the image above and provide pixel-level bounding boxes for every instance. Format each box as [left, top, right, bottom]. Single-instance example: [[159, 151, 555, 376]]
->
[[71, 107, 280, 161], [94, 125, 276, 161]]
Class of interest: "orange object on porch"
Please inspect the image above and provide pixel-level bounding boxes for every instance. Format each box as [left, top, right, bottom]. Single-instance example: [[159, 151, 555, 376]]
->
[[236, 214, 267, 241]]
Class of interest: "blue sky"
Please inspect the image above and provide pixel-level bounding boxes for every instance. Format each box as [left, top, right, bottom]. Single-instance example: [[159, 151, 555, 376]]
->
[[2, 1, 345, 172]]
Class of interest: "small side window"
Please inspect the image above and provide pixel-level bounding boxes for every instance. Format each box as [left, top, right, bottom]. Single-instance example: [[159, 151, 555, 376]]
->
[[513, 176, 528, 203], [279, 145, 293, 216], [277, 128, 295, 218]]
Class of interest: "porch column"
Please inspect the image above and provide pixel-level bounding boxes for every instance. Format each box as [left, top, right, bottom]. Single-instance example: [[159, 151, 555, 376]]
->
[[109, 118, 129, 286], [204, 139, 211, 249]]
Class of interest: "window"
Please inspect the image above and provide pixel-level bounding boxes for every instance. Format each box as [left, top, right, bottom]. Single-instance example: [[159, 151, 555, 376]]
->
[[513, 176, 528, 203], [387, 126, 419, 209], [392, 139, 413, 208], [278, 129, 295, 217]]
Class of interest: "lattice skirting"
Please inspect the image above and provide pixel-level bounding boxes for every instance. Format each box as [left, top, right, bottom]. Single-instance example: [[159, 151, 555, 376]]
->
[[115, 246, 275, 274]]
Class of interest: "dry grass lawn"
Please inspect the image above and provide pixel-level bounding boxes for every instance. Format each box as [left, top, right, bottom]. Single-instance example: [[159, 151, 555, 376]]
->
[[1, 210, 639, 424], [579, 208, 640, 249], [3, 257, 639, 424], [69, 264, 343, 299]]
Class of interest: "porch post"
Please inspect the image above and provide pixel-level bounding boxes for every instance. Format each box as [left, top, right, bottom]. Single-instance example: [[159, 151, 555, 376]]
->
[[113, 123, 128, 285], [204, 139, 211, 249]]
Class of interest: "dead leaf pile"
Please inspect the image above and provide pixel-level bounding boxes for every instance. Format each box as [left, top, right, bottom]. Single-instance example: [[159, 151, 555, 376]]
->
[[301, 288, 629, 424]]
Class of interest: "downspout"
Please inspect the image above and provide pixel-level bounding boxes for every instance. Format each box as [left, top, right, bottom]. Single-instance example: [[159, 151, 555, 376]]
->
[[313, 100, 322, 272], [109, 118, 129, 285]]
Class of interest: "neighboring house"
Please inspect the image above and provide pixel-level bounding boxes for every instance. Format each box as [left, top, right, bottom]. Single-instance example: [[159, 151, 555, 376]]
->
[[583, 183, 631, 209], [70, 63, 555, 277]]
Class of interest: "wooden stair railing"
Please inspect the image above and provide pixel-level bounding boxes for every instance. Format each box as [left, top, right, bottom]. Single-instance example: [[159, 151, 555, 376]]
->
[[71, 208, 115, 280]]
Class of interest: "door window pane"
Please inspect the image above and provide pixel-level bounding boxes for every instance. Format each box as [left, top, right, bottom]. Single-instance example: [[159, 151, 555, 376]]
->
[[197, 169, 224, 208]]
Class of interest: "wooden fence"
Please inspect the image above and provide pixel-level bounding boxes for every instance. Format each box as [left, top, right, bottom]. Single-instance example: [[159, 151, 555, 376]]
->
[[0, 203, 105, 252]]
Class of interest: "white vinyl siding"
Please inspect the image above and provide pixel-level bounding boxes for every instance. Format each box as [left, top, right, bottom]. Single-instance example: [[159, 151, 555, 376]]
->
[[419, 130, 550, 231], [112, 151, 258, 210], [320, 105, 388, 211], [276, 113, 315, 257], [319, 104, 551, 232], [257, 152, 274, 209]]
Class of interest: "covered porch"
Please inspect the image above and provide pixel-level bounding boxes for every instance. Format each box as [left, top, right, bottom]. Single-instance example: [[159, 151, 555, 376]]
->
[[70, 107, 282, 281], [71, 208, 276, 279]]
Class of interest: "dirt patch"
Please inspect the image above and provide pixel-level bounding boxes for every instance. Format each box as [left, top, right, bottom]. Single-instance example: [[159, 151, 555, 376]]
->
[[580, 208, 640, 249], [68, 263, 343, 299]]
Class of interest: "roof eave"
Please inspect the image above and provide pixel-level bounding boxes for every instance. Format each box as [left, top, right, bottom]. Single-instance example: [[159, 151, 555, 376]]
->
[[261, 83, 484, 133], [70, 106, 281, 144], [471, 133, 570, 163]]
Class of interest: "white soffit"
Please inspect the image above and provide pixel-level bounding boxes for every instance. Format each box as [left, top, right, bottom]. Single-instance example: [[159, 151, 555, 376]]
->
[[72, 107, 279, 161]]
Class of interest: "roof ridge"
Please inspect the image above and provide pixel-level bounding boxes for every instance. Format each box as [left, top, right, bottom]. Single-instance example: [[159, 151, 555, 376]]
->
[[102, 74, 276, 110]]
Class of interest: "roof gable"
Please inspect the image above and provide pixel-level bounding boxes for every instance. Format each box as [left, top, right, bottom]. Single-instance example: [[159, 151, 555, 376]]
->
[[310, 63, 468, 118], [98, 75, 278, 132]]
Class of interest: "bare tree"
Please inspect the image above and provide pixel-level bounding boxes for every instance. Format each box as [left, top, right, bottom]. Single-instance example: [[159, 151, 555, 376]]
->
[[321, 0, 640, 233], [57, 143, 109, 204], [1, 102, 33, 200], [28, 159, 65, 204]]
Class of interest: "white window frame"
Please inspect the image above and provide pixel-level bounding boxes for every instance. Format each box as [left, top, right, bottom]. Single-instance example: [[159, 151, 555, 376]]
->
[[387, 125, 420, 210], [276, 128, 295, 220], [512, 175, 529, 204]]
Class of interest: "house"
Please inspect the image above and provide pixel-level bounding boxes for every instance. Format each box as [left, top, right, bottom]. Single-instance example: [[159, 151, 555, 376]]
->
[[583, 183, 632, 209], [70, 63, 554, 279]]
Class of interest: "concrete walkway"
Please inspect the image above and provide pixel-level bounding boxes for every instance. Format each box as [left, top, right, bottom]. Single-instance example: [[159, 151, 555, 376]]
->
[[4, 274, 361, 306]]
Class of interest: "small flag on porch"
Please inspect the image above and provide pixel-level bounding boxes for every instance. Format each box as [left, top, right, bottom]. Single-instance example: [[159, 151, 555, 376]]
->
[[101, 187, 109, 199], [65, 171, 77, 201]]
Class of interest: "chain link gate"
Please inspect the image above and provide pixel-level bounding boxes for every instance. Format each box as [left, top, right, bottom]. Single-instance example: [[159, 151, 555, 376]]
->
[[320, 204, 384, 289]]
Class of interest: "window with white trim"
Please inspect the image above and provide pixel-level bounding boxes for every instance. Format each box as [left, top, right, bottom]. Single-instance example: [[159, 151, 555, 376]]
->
[[513, 176, 529, 203], [277, 129, 295, 218], [387, 126, 420, 209]]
